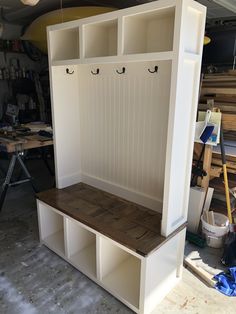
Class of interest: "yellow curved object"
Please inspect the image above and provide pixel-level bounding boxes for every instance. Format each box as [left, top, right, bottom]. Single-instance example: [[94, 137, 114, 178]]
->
[[21, 7, 116, 54], [204, 36, 211, 45]]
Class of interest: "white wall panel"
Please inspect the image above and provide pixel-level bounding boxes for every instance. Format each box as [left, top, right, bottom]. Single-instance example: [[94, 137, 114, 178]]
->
[[78, 61, 171, 206]]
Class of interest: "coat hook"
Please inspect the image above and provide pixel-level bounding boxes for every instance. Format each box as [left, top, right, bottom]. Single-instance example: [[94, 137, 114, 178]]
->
[[91, 68, 99, 75], [66, 68, 74, 74], [116, 67, 125, 74], [148, 66, 158, 74]]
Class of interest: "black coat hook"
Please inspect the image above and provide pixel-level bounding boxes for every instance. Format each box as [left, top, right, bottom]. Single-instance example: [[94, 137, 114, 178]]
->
[[66, 68, 74, 74], [91, 68, 99, 75], [116, 67, 125, 74], [148, 66, 158, 73]]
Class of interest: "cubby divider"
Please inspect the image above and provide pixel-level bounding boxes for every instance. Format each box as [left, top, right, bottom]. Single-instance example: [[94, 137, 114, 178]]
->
[[65, 218, 97, 278]]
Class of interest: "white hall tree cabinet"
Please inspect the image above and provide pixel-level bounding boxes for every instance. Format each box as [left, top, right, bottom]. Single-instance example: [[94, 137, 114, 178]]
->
[[37, 0, 206, 313]]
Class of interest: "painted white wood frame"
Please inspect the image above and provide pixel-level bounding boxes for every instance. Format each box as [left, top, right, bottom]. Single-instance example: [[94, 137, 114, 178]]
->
[[37, 200, 186, 314], [47, 0, 206, 237], [43, 0, 206, 312]]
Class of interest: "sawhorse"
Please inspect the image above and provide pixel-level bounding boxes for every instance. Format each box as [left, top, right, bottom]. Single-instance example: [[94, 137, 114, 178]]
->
[[0, 149, 38, 211]]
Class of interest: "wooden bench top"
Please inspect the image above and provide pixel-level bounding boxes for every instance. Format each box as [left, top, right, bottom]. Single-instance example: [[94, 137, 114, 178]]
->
[[37, 183, 185, 256]]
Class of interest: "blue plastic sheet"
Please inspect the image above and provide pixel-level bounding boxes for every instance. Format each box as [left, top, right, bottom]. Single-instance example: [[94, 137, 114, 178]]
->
[[214, 267, 236, 296]]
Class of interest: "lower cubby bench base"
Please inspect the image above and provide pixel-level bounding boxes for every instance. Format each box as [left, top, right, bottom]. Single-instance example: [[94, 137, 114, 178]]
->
[[37, 199, 186, 314]]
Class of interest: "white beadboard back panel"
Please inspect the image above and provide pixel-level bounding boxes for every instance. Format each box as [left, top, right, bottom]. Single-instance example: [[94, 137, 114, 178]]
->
[[78, 61, 171, 207]]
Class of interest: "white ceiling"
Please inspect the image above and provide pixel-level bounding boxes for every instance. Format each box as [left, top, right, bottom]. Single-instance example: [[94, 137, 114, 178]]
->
[[0, 0, 235, 26]]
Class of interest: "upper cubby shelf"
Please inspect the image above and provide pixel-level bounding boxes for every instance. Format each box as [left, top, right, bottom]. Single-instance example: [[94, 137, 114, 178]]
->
[[83, 19, 118, 58], [49, 27, 80, 61], [123, 7, 175, 55], [48, 6, 176, 62]]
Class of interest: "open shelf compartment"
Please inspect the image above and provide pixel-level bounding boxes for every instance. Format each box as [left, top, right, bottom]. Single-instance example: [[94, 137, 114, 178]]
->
[[49, 28, 80, 61], [123, 7, 175, 55], [37, 202, 65, 256], [100, 237, 141, 310], [83, 19, 118, 58], [65, 218, 96, 278]]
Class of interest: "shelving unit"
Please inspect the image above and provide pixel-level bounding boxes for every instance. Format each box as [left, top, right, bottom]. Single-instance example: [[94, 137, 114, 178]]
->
[[39, 1, 207, 313]]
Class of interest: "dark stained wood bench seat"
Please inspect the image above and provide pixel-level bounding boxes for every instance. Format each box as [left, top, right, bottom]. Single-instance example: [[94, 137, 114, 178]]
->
[[37, 183, 186, 257]]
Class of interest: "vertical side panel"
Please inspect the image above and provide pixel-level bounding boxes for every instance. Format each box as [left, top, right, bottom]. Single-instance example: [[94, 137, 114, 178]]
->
[[184, 7, 203, 54], [161, 0, 206, 236], [50, 65, 81, 188], [163, 60, 199, 232], [117, 16, 124, 55], [140, 228, 186, 314], [64, 217, 69, 258], [37, 199, 44, 242], [96, 235, 102, 281]]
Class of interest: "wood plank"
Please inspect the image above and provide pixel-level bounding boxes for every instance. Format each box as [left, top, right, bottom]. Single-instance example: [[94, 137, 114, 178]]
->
[[213, 151, 236, 162], [201, 95, 236, 103], [222, 113, 236, 131], [199, 103, 236, 113], [184, 255, 216, 287], [212, 158, 236, 170], [210, 165, 222, 177], [203, 80, 236, 87], [37, 183, 186, 256], [0, 134, 53, 153], [203, 77, 236, 82], [201, 145, 213, 190], [201, 87, 236, 95], [204, 71, 236, 78], [228, 70, 236, 76]]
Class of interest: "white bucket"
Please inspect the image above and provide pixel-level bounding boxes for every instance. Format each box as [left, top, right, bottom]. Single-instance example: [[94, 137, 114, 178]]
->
[[201, 213, 229, 248]]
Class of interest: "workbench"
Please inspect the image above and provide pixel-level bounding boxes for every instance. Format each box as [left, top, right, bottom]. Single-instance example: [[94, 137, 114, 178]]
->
[[0, 132, 53, 211]]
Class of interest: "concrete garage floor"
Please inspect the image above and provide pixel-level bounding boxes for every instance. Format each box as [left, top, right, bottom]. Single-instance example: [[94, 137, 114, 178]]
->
[[0, 156, 234, 314]]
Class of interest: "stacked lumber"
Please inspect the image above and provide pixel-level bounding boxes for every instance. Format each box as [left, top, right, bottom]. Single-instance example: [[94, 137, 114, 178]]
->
[[200, 70, 236, 139], [199, 70, 236, 114], [198, 70, 236, 215], [212, 153, 236, 175]]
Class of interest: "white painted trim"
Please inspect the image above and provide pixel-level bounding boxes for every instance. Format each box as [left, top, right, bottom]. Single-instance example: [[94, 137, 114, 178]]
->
[[57, 172, 81, 189], [81, 173, 163, 212], [51, 51, 174, 66], [161, 0, 206, 236], [36, 199, 43, 242]]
